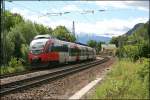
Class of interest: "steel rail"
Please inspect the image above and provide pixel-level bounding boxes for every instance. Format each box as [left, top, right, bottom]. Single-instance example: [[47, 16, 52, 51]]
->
[[0, 59, 96, 79], [0, 57, 109, 96], [0, 70, 41, 79]]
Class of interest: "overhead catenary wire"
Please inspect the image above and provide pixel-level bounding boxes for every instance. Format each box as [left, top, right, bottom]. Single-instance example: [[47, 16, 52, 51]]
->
[[7, 1, 108, 16], [60, 1, 107, 42], [8, 1, 62, 31], [6, 1, 107, 40]]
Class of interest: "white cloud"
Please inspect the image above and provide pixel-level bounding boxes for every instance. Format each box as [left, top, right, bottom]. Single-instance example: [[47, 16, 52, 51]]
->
[[96, 1, 129, 9], [42, 5, 81, 14], [62, 5, 81, 12], [11, 8, 29, 17], [95, 1, 149, 12], [10, 7, 148, 38], [75, 17, 148, 37], [137, 7, 149, 12]]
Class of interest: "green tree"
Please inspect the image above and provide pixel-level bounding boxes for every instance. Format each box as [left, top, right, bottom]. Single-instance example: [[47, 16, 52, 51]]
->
[[1, 11, 24, 65], [34, 23, 53, 35], [66, 33, 76, 42], [4, 11, 24, 31], [1, 31, 15, 64], [6, 21, 37, 59], [53, 25, 76, 42], [15, 21, 38, 44], [7, 28, 26, 58], [21, 44, 29, 64], [96, 41, 102, 53], [110, 37, 119, 47], [87, 40, 97, 48]]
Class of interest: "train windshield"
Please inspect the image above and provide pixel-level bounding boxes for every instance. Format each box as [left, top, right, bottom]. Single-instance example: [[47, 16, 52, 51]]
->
[[30, 43, 44, 55], [30, 39, 48, 54]]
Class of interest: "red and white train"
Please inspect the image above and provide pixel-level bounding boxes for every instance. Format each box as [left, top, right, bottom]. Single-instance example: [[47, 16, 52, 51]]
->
[[28, 34, 96, 67]]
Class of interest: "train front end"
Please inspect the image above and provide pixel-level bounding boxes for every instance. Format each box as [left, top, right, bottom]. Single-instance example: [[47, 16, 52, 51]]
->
[[28, 35, 51, 67]]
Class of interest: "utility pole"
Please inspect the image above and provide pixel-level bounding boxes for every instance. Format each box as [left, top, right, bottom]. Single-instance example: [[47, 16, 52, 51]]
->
[[72, 21, 75, 36], [1, 0, 6, 66], [72, 21, 77, 42]]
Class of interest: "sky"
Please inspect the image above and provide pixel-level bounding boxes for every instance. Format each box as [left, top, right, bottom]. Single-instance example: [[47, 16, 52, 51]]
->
[[5, 0, 149, 38]]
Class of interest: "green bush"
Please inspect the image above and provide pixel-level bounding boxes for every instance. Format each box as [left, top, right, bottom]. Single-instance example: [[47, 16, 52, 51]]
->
[[117, 40, 149, 61], [21, 44, 29, 65], [117, 45, 141, 61], [93, 58, 149, 99], [0, 57, 26, 75]]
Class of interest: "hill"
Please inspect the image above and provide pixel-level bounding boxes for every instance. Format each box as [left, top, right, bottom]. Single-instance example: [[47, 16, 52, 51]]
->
[[125, 23, 144, 35], [110, 20, 149, 59], [77, 33, 111, 44], [110, 20, 149, 47]]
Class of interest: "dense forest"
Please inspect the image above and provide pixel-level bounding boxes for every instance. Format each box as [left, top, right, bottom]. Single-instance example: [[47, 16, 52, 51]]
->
[[1, 10, 76, 67]]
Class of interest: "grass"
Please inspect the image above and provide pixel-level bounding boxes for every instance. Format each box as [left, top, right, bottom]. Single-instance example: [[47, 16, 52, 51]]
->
[[0, 57, 26, 75], [93, 58, 149, 99]]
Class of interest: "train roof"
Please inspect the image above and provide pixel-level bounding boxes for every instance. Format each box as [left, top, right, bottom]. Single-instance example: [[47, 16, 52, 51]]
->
[[32, 35, 94, 49], [34, 34, 52, 39], [75, 42, 88, 46]]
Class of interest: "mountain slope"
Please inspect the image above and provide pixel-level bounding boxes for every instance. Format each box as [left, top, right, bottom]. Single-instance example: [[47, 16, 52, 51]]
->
[[125, 23, 144, 35], [110, 20, 149, 47], [77, 33, 111, 44]]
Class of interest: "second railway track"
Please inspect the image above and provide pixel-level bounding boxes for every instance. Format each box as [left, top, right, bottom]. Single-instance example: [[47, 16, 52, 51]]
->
[[0, 57, 109, 96]]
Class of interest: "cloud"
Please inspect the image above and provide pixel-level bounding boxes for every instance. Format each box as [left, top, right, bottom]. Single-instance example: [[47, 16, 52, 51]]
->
[[11, 7, 29, 17], [137, 7, 149, 12], [95, 1, 149, 12], [10, 7, 54, 29], [96, 1, 129, 9], [42, 4, 81, 14], [62, 5, 81, 12], [10, 7, 148, 38], [75, 17, 148, 37]]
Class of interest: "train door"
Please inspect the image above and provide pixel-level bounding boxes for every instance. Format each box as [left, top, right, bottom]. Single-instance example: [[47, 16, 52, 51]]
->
[[63, 43, 69, 63], [59, 42, 69, 63]]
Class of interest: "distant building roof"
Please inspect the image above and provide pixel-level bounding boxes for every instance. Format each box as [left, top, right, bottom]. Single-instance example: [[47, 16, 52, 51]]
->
[[101, 44, 117, 50]]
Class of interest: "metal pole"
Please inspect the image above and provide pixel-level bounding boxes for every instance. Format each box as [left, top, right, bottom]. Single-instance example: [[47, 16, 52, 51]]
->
[[1, 0, 6, 66]]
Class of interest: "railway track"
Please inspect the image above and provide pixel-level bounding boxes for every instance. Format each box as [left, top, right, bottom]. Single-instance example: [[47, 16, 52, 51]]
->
[[0, 70, 42, 79], [0, 57, 109, 96], [0, 59, 97, 79]]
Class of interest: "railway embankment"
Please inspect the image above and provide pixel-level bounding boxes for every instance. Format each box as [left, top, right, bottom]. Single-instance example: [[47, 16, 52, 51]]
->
[[82, 58, 149, 99]]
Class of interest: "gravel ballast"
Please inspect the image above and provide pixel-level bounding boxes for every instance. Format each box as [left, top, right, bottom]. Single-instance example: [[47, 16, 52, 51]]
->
[[1, 57, 115, 99]]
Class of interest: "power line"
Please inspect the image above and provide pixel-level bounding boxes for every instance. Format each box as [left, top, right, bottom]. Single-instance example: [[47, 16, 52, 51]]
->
[[7, 1, 106, 37], [7, 1, 109, 16]]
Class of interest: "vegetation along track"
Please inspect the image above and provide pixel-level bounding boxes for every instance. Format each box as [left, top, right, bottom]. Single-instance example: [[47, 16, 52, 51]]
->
[[0, 57, 109, 96]]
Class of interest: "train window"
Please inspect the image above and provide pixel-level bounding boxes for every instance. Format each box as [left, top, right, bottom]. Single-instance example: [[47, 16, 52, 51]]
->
[[62, 45, 68, 52], [69, 47, 82, 56], [80, 49, 82, 56], [31, 44, 44, 50], [51, 46, 58, 52], [51, 45, 68, 52], [31, 49, 43, 54], [70, 48, 74, 56], [83, 49, 85, 56], [70, 48, 76, 56], [78, 49, 81, 56]]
